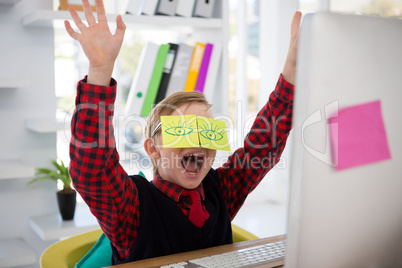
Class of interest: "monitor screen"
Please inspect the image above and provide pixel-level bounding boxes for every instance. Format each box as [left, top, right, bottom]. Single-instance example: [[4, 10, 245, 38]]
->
[[286, 12, 402, 268]]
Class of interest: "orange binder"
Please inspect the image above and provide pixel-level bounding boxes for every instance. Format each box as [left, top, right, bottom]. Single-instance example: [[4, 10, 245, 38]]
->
[[184, 42, 206, 91]]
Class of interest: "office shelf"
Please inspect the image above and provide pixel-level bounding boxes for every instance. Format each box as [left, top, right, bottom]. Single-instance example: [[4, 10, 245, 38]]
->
[[12, 0, 228, 255], [0, 78, 31, 89], [28, 202, 99, 241], [0, 238, 36, 267], [25, 118, 70, 133], [22, 9, 222, 29], [0, 159, 35, 180]]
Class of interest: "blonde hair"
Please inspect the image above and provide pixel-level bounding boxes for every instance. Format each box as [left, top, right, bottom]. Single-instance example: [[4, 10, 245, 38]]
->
[[145, 91, 212, 174]]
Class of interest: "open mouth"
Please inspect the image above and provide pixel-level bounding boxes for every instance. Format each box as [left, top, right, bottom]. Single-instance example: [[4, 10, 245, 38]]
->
[[181, 153, 205, 175]]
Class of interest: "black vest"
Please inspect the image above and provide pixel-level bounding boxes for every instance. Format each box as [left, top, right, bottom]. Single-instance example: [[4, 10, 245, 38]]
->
[[111, 169, 233, 265]]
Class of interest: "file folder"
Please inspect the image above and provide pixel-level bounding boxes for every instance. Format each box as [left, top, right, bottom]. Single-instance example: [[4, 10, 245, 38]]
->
[[184, 42, 205, 91], [175, 0, 195, 17], [141, 0, 158, 15], [165, 43, 194, 97], [125, 42, 160, 116], [141, 44, 170, 116], [155, 43, 179, 104], [203, 42, 222, 101], [195, 43, 213, 93], [126, 0, 144, 15], [193, 0, 216, 18], [156, 0, 179, 16]]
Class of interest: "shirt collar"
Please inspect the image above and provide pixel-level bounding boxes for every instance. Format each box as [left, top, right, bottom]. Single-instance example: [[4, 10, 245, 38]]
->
[[152, 174, 205, 202]]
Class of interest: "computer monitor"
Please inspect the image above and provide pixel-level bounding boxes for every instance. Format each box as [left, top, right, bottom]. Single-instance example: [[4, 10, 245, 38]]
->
[[286, 12, 402, 268]]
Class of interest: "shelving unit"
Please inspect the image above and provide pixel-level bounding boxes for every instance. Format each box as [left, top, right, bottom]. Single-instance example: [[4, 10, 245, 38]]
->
[[0, 159, 35, 180], [28, 203, 99, 241], [22, 1, 229, 114], [22, 9, 223, 29], [1, 2, 57, 267], [0, 238, 36, 267], [1, 2, 229, 267]]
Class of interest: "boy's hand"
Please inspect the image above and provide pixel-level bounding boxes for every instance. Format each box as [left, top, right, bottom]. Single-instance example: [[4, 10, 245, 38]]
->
[[282, 11, 302, 85], [64, 0, 126, 86]]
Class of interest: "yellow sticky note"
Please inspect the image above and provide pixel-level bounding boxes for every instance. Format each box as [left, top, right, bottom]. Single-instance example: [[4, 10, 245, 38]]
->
[[160, 115, 200, 148], [197, 116, 230, 151]]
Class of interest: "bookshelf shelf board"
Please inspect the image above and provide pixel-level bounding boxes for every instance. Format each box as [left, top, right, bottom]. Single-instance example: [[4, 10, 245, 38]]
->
[[0, 0, 21, 5], [28, 203, 99, 241], [0, 78, 31, 89], [22, 10, 222, 29], [0, 159, 35, 180], [122, 14, 222, 29], [25, 118, 69, 133], [0, 238, 36, 267]]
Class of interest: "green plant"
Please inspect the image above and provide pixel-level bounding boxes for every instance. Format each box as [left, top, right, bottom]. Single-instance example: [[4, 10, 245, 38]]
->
[[29, 159, 74, 194]]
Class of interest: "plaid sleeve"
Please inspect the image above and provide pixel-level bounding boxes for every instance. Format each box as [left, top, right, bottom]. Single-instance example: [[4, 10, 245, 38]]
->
[[216, 74, 294, 220], [69, 77, 139, 260]]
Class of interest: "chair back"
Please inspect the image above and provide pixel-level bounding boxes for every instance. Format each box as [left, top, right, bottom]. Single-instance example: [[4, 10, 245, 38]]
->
[[40, 229, 103, 268]]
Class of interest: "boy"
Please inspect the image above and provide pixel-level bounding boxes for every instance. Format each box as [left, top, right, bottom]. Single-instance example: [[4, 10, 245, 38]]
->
[[66, 0, 301, 265]]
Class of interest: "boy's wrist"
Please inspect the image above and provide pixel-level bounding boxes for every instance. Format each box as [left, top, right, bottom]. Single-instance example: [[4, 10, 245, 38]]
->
[[88, 64, 114, 86], [281, 61, 296, 85]]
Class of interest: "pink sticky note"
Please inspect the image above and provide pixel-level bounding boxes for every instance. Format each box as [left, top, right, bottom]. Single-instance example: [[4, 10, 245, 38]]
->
[[328, 100, 391, 171]]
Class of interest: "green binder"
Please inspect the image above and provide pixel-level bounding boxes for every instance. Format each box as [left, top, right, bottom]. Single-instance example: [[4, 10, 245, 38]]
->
[[141, 44, 170, 116]]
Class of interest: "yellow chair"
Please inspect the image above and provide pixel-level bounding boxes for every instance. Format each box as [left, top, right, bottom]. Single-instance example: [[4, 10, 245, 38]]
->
[[40, 229, 103, 268], [40, 224, 258, 268], [231, 223, 259, 243]]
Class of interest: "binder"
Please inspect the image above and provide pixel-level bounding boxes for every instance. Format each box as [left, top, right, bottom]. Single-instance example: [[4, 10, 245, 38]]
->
[[155, 0, 179, 16], [175, 0, 195, 17], [141, 0, 159, 15], [184, 42, 205, 91], [203, 42, 222, 101], [125, 42, 160, 116], [126, 0, 144, 15], [155, 43, 179, 104], [194, 43, 213, 93], [141, 44, 170, 116], [193, 0, 216, 18], [165, 43, 194, 97]]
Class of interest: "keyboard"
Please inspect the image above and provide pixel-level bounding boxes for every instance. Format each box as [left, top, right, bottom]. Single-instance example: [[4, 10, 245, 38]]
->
[[160, 240, 286, 268]]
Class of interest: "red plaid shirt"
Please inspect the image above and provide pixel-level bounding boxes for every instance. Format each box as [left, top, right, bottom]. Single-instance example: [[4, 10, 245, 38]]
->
[[69, 74, 294, 260]]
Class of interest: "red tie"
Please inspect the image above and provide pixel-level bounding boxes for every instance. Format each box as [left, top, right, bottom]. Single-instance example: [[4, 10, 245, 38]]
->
[[182, 190, 210, 228]]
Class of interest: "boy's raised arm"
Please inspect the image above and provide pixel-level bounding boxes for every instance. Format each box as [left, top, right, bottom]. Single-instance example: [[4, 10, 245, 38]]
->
[[66, 0, 138, 260], [282, 11, 301, 85], [216, 11, 301, 220], [64, 0, 126, 86]]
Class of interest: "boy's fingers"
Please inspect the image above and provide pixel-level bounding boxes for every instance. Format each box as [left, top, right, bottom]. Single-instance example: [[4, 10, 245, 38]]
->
[[291, 11, 302, 39], [64, 20, 80, 40], [115, 15, 126, 39], [68, 7, 86, 32], [95, 0, 107, 23], [82, 0, 96, 25]]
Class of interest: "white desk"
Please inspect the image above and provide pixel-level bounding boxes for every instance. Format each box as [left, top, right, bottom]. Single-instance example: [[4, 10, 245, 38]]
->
[[109, 235, 286, 268]]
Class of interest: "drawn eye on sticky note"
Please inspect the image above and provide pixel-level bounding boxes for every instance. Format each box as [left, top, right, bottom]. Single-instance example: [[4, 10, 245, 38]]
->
[[161, 115, 199, 148], [197, 116, 230, 151], [160, 115, 230, 151]]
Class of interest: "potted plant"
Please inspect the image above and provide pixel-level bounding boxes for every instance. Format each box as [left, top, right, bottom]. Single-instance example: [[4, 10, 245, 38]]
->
[[29, 159, 76, 220]]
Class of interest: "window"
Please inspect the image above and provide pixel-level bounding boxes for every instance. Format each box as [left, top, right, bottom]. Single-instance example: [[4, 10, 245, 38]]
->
[[299, 0, 402, 17], [331, 0, 402, 18]]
